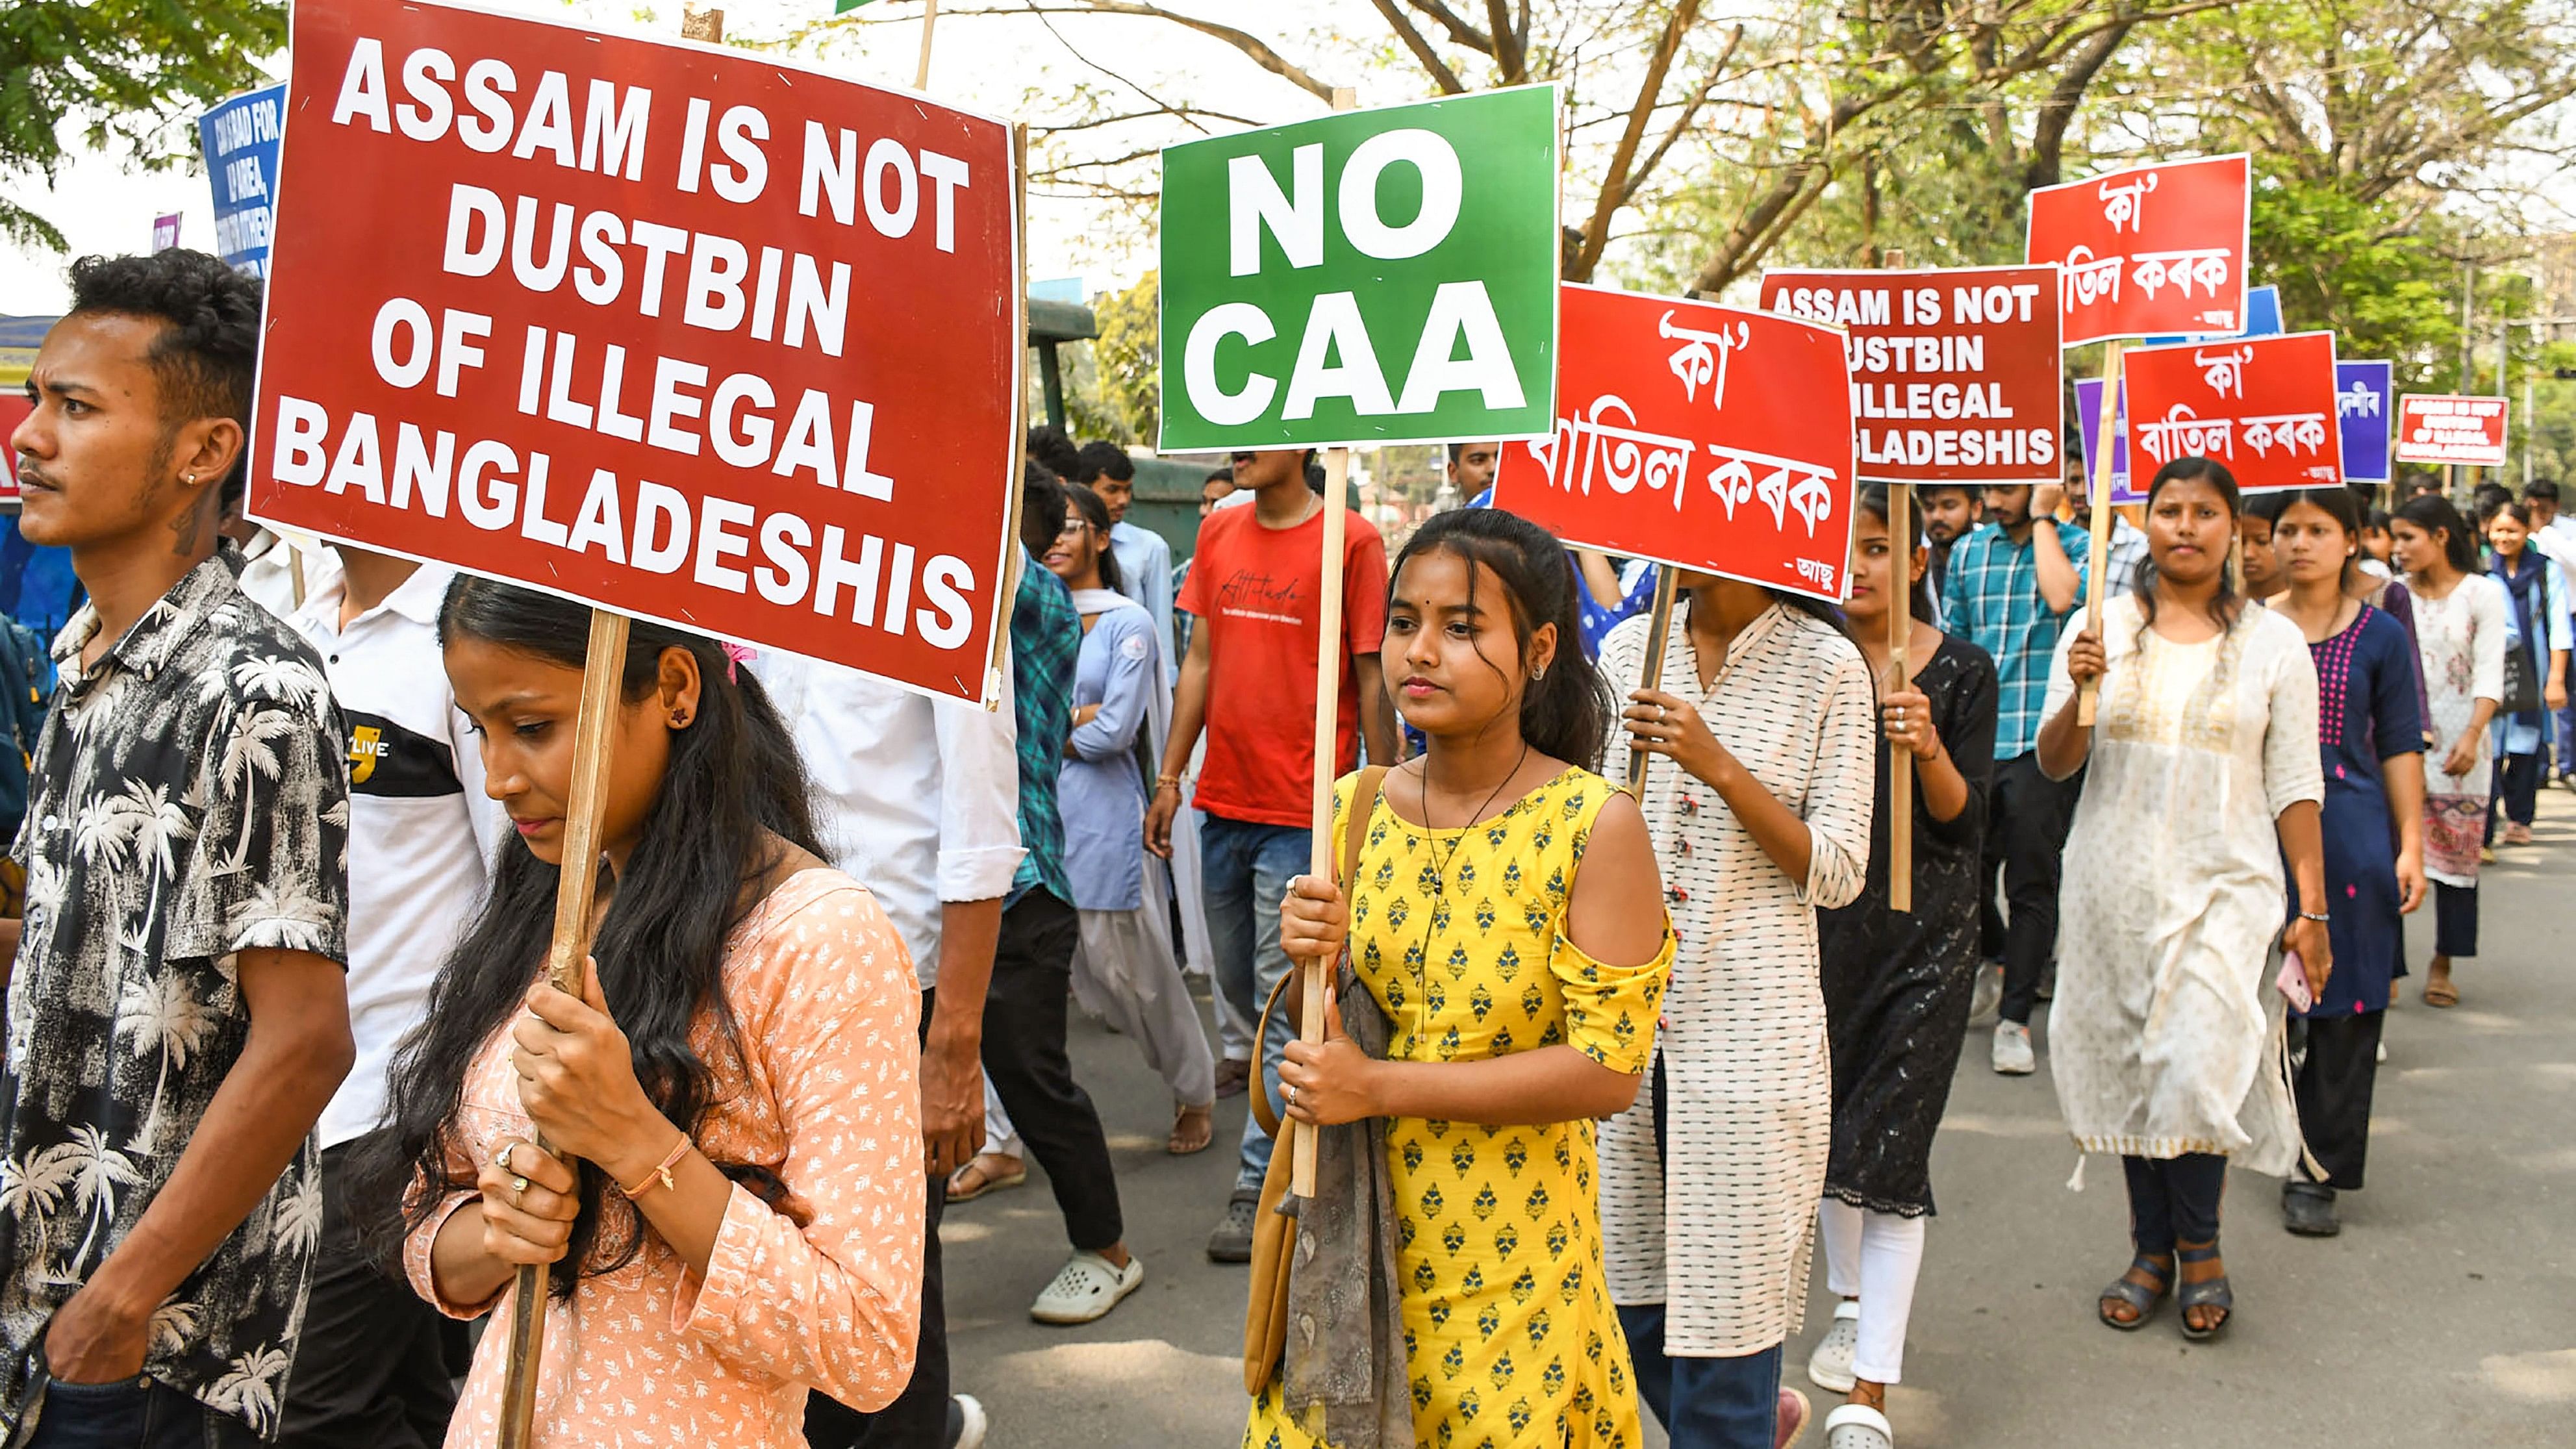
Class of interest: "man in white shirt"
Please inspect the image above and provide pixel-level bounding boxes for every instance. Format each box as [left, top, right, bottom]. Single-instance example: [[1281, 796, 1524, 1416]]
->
[[1075, 440, 1176, 681], [753, 650, 1020, 1449], [278, 549, 505, 1448]]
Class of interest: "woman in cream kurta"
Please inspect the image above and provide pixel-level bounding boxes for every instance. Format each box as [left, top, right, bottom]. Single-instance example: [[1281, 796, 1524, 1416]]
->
[[1597, 590, 1875, 1440], [2040, 594, 2322, 1170]]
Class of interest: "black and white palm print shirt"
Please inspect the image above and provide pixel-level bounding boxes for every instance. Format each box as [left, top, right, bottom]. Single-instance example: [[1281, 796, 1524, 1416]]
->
[[0, 551, 349, 1438]]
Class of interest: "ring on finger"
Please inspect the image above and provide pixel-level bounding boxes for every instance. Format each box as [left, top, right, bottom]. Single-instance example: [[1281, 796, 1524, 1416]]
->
[[1285, 1083, 1300, 1108], [511, 1175, 529, 1200], [498, 1140, 517, 1175]]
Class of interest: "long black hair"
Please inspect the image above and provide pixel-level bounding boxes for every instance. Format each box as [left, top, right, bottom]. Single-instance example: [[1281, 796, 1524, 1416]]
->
[[1855, 484, 1936, 625], [1065, 483, 1126, 594], [2249, 487, 2365, 594], [351, 579, 826, 1294], [2393, 492, 2484, 577], [1389, 509, 1613, 769], [2135, 455, 2243, 627]]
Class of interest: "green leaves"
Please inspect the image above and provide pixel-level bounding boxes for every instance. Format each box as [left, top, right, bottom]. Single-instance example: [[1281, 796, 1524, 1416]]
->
[[0, 0, 284, 249]]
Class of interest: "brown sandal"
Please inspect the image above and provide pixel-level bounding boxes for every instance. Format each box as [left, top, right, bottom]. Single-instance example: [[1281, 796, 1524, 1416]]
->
[[945, 1153, 1026, 1203], [2423, 961, 2459, 1008], [1168, 1102, 1215, 1155]]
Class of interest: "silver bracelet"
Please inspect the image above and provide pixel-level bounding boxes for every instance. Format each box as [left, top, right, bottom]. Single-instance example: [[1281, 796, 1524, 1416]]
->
[[2297, 911, 2330, 923]]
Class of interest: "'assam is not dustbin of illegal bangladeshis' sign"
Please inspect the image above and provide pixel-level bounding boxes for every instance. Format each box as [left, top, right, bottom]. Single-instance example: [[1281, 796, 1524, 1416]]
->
[[1157, 85, 1559, 452], [252, 0, 1022, 703]]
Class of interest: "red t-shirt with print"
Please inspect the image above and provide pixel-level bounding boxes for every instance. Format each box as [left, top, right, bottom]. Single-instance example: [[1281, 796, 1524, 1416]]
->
[[1178, 501, 1389, 828]]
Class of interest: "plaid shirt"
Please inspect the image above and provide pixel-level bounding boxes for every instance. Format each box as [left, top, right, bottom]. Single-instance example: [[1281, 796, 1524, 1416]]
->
[[1941, 518, 2090, 758], [2102, 514, 2149, 600], [1009, 550, 1079, 905]]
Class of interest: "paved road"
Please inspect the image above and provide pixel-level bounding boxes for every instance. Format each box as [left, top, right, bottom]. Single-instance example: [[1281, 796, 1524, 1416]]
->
[[939, 787, 2575, 1446]]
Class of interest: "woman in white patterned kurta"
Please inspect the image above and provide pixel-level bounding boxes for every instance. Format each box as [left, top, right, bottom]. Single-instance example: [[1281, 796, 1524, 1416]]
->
[[1598, 582, 1876, 1449], [2036, 460, 2328, 1342], [2389, 494, 2508, 1005]]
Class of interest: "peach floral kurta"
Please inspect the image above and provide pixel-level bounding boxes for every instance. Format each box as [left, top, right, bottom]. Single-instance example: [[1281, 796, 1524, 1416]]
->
[[404, 869, 924, 1447]]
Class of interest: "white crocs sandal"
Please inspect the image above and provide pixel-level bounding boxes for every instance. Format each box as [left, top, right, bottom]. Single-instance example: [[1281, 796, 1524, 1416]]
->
[[1824, 1402, 1894, 1449], [1029, 1250, 1145, 1324], [1806, 1299, 1860, 1393]]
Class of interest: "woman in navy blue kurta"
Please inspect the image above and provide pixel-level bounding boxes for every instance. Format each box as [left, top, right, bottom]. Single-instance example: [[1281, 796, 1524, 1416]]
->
[[2256, 489, 2427, 1237]]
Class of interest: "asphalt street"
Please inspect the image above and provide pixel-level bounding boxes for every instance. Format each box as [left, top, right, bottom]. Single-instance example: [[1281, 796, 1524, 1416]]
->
[[938, 785, 2575, 1447]]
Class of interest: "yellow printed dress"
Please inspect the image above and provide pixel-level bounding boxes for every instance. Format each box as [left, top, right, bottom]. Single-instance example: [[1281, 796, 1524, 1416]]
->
[[1247, 766, 1674, 1449]]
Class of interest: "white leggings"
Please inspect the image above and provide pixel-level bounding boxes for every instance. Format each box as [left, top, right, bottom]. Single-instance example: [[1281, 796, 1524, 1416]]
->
[[1817, 1198, 1928, 1385]]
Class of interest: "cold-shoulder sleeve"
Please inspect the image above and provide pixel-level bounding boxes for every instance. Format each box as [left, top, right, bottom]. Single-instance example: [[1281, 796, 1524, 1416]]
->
[[1547, 786, 1673, 1075], [674, 881, 926, 1411]]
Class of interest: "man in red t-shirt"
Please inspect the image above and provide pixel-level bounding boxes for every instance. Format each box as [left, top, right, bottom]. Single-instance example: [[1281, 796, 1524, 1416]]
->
[[1146, 446, 1395, 1261]]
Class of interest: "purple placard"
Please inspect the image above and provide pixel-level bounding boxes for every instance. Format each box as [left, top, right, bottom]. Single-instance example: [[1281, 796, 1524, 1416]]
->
[[2074, 376, 2138, 502]]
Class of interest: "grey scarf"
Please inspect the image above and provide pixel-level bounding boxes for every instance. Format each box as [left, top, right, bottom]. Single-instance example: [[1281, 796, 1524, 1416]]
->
[[1276, 957, 1413, 1449]]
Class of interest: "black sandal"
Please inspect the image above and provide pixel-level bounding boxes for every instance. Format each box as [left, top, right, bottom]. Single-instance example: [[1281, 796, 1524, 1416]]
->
[[2097, 1254, 2173, 1330], [2177, 1242, 2233, 1341]]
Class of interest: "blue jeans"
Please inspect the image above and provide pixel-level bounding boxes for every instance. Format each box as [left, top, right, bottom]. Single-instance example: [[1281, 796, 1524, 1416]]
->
[[1196, 811, 1310, 1194], [14, 1370, 259, 1449], [1617, 1304, 1783, 1449]]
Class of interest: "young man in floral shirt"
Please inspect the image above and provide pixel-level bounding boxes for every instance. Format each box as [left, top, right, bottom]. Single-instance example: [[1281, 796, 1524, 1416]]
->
[[1, 249, 353, 1446]]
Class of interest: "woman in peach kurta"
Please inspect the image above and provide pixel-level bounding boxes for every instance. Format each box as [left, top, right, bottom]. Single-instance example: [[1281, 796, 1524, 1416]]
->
[[355, 581, 922, 1448]]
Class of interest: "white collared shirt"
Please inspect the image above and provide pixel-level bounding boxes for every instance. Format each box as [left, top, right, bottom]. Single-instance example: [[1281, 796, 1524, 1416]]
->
[[750, 656, 1022, 987], [292, 562, 509, 1148]]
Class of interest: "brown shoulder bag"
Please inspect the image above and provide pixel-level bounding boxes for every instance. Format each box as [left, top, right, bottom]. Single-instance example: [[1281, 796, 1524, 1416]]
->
[[1242, 764, 1387, 1395]]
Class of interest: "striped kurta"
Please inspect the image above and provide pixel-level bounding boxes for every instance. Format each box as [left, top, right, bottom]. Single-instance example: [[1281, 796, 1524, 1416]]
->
[[1595, 603, 1878, 1357]]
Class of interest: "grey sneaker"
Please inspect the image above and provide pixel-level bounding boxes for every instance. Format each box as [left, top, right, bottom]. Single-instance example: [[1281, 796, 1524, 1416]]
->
[[1207, 1189, 1260, 1263], [1967, 961, 2004, 1025], [1992, 1020, 2036, 1076]]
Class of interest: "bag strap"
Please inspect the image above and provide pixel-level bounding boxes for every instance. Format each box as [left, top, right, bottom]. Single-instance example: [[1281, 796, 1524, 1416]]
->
[[1250, 765, 1389, 1139]]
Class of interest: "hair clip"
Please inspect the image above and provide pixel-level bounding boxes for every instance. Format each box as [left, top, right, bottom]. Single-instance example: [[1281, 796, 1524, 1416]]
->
[[718, 640, 757, 684]]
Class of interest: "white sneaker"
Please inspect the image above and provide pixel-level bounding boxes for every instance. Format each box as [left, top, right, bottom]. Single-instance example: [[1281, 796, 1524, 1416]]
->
[[948, 1394, 988, 1449], [1806, 1299, 1860, 1392], [1030, 1250, 1146, 1324], [1992, 1020, 2036, 1076]]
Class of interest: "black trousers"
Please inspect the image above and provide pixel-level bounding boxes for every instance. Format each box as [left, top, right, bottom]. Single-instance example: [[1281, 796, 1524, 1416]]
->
[[2492, 750, 2544, 831], [2434, 880, 2478, 958], [2293, 1010, 2384, 1191], [275, 1136, 466, 1449], [805, 991, 949, 1449], [1982, 752, 2082, 1024], [2121, 1152, 2228, 1255], [981, 888, 1124, 1251]]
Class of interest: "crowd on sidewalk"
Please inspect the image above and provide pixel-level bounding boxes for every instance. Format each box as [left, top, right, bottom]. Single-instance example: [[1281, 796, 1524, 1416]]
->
[[0, 247, 2564, 1449]]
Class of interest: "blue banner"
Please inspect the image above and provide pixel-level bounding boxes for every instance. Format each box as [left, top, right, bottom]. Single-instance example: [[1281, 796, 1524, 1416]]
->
[[2337, 360, 2393, 483], [197, 84, 285, 277]]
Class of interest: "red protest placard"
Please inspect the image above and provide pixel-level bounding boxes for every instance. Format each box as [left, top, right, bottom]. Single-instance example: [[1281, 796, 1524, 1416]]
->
[[2121, 330, 2342, 492], [1489, 283, 1855, 601], [251, 0, 1020, 702], [2393, 394, 2509, 468], [1758, 264, 2062, 486], [0, 395, 28, 503], [2027, 155, 2250, 347]]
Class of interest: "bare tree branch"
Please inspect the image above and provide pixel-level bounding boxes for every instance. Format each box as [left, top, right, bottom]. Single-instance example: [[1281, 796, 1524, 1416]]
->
[[2025, 18, 2136, 188], [1404, 0, 1493, 53], [1009, 0, 1337, 101], [1368, 0, 1469, 94], [1568, 0, 1702, 281], [1484, 0, 1528, 82], [1626, 24, 1747, 205]]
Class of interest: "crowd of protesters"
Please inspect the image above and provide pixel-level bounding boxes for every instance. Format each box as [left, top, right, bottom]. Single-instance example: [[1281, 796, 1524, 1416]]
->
[[0, 246, 2561, 1449]]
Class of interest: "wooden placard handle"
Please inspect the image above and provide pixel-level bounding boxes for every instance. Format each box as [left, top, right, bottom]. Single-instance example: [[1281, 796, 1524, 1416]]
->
[[1291, 447, 1352, 1198], [497, 607, 631, 1449], [2077, 338, 2125, 727], [1886, 483, 1913, 914], [1625, 567, 1679, 796]]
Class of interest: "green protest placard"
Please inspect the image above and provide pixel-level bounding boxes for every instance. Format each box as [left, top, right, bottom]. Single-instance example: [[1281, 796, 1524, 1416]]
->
[[1157, 84, 1559, 451]]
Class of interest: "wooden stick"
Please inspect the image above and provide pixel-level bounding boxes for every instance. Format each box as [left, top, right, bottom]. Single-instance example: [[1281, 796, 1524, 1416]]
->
[[914, 0, 939, 90], [1625, 567, 1680, 796], [1878, 251, 1910, 913], [1291, 447, 1352, 1198], [1886, 482, 1913, 914], [497, 607, 632, 1449], [2077, 338, 2125, 727], [983, 121, 1030, 711]]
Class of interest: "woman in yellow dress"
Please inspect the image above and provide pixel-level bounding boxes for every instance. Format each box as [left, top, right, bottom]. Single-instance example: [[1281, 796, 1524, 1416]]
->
[[1249, 508, 1676, 1448]]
